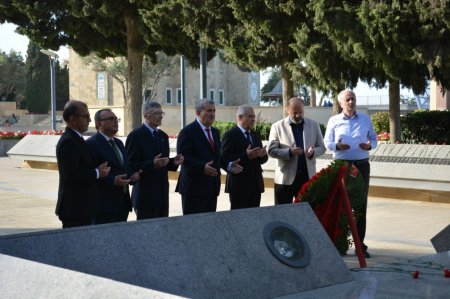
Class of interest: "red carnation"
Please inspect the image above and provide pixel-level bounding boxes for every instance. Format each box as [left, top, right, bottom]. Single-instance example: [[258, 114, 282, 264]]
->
[[444, 269, 450, 278], [412, 271, 419, 279]]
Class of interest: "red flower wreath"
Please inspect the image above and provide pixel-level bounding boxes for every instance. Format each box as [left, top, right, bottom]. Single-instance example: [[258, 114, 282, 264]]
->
[[294, 160, 365, 255]]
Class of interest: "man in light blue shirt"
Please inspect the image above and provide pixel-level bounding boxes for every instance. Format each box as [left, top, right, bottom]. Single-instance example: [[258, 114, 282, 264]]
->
[[324, 90, 377, 258]]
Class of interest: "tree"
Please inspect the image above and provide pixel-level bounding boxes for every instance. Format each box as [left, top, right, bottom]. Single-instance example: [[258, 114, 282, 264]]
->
[[260, 67, 280, 95], [24, 42, 50, 114], [56, 61, 69, 110], [1, 1, 206, 133], [0, 50, 25, 103], [160, 0, 311, 111], [308, 1, 447, 142], [82, 52, 177, 104]]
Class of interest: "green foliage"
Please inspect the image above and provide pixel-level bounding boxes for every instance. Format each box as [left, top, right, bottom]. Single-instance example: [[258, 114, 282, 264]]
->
[[56, 62, 69, 111], [214, 120, 272, 141], [261, 67, 280, 94], [371, 112, 390, 134], [319, 123, 326, 137], [0, 50, 25, 102], [24, 42, 50, 114], [401, 110, 450, 144]]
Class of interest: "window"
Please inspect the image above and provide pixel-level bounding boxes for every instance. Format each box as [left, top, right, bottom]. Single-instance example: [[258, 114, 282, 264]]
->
[[143, 89, 152, 102], [210, 89, 215, 102], [177, 88, 182, 104], [219, 90, 225, 105], [166, 88, 172, 104]]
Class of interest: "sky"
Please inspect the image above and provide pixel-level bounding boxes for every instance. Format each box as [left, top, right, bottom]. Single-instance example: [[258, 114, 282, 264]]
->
[[0, 22, 69, 61]]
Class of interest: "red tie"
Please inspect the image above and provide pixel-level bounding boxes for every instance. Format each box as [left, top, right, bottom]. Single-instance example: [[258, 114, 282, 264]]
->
[[205, 128, 215, 152]]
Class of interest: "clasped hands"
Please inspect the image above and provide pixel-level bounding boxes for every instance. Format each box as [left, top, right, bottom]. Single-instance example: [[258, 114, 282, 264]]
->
[[246, 144, 267, 159], [153, 153, 184, 169], [290, 145, 315, 158], [114, 170, 142, 186], [336, 138, 371, 151], [204, 159, 243, 177]]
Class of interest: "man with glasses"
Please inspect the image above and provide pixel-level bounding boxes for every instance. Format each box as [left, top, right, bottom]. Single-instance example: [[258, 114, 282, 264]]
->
[[268, 97, 326, 205], [86, 109, 141, 224], [55, 100, 110, 228], [126, 101, 184, 219]]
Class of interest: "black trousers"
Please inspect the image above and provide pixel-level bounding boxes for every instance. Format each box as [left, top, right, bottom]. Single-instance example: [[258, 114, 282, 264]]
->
[[229, 193, 261, 210], [181, 194, 217, 215], [60, 216, 93, 229], [94, 210, 129, 224], [274, 171, 310, 205], [341, 159, 370, 250], [135, 207, 169, 220]]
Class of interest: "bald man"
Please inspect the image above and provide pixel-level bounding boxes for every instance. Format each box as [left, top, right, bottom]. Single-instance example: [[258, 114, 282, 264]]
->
[[268, 97, 326, 204]]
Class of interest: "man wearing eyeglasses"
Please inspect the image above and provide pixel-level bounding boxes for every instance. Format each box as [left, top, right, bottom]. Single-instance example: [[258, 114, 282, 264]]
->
[[86, 108, 141, 224], [126, 101, 184, 219], [55, 100, 111, 228]]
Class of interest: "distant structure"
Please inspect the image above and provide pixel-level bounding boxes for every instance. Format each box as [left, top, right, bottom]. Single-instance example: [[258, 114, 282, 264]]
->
[[430, 80, 450, 110], [69, 49, 260, 108]]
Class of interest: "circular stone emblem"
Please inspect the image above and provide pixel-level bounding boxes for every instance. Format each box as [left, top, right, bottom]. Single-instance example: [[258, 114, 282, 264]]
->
[[263, 221, 311, 268]]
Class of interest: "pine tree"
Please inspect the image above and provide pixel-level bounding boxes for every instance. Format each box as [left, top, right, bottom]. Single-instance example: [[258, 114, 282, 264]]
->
[[24, 42, 50, 114]]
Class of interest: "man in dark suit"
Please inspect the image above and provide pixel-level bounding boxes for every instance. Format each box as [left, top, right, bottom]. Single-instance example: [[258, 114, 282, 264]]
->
[[86, 109, 141, 224], [221, 105, 268, 209], [176, 99, 242, 215], [126, 101, 184, 220], [55, 100, 110, 228]]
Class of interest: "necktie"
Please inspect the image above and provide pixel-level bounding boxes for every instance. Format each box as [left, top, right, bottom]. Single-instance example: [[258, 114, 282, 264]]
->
[[153, 130, 161, 151], [245, 131, 253, 147], [205, 128, 215, 152], [109, 139, 123, 167]]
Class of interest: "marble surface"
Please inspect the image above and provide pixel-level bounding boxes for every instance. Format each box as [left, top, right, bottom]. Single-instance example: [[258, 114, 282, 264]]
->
[[431, 224, 450, 253], [0, 203, 352, 298], [280, 251, 450, 299]]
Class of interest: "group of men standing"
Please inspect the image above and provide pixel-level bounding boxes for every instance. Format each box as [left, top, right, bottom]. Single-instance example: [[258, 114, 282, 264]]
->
[[56, 89, 376, 258]]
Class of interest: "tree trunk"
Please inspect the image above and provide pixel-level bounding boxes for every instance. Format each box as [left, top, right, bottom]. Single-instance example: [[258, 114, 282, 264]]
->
[[332, 86, 344, 115], [388, 80, 401, 143], [124, 13, 144, 135], [280, 65, 294, 116], [309, 87, 316, 107]]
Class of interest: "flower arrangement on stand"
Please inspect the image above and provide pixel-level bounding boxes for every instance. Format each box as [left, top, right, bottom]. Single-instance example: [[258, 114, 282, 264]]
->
[[294, 160, 365, 255]]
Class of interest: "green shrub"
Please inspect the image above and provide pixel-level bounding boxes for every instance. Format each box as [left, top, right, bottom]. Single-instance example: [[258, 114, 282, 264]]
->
[[214, 120, 272, 140], [401, 110, 450, 144], [320, 123, 326, 137], [371, 112, 390, 134]]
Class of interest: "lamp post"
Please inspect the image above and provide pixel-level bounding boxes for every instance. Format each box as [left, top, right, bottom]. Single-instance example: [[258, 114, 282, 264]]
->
[[40, 49, 58, 131]]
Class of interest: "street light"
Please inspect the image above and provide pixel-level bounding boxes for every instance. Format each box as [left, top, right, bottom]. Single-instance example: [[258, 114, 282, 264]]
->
[[40, 49, 58, 131]]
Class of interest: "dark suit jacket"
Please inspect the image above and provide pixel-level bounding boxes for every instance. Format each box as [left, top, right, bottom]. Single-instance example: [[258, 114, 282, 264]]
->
[[125, 124, 178, 211], [55, 128, 98, 219], [221, 126, 268, 195], [176, 120, 226, 197], [86, 133, 132, 215]]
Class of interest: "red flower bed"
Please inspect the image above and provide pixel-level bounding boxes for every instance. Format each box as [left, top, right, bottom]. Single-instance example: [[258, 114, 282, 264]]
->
[[0, 130, 63, 140]]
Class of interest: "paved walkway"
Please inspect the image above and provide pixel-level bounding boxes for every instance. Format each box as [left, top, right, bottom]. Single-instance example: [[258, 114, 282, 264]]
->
[[0, 157, 449, 267]]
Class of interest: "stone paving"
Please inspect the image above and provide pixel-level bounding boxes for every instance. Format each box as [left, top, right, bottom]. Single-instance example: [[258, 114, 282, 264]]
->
[[0, 157, 449, 268]]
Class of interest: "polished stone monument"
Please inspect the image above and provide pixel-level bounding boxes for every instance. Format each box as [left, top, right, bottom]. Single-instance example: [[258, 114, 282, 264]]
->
[[0, 203, 352, 298], [431, 224, 450, 253]]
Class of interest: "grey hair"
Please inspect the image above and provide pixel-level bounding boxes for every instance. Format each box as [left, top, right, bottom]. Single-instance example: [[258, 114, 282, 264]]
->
[[143, 101, 162, 115], [195, 98, 215, 113], [337, 90, 356, 103], [236, 105, 253, 117]]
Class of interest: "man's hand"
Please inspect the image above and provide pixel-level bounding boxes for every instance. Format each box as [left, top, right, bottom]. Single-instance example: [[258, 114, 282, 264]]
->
[[97, 161, 110, 178], [305, 146, 315, 159], [154, 153, 169, 169], [129, 170, 143, 183], [337, 138, 350, 150], [230, 159, 243, 174], [246, 144, 262, 159], [290, 145, 304, 156], [114, 174, 131, 186], [259, 145, 267, 157], [359, 140, 372, 150], [173, 154, 184, 166], [204, 161, 218, 176]]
